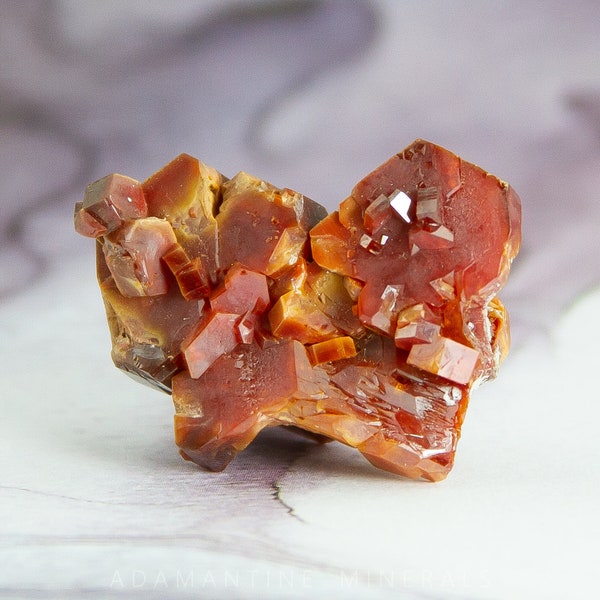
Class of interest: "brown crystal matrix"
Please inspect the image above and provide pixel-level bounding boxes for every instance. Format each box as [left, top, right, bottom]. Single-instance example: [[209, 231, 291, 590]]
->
[[75, 140, 521, 481]]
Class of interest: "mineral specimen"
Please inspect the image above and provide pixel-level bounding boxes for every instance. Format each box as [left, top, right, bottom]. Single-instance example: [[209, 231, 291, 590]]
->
[[75, 140, 521, 481]]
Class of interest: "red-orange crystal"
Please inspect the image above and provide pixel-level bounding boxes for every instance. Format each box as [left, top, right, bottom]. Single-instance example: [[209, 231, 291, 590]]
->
[[75, 140, 521, 481]]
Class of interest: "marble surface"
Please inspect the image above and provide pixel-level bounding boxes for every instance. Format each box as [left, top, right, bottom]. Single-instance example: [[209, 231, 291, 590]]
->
[[1, 1, 600, 598]]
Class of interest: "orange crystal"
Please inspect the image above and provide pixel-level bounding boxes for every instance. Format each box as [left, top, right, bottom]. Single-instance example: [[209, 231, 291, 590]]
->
[[75, 140, 521, 481]]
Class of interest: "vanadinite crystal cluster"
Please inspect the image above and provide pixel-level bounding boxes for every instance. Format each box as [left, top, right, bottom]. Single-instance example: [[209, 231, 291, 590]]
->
[[75, 140, 521, 481]]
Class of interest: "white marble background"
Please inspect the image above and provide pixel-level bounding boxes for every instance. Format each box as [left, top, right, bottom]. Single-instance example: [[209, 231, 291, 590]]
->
[[1, 1, 599, 598]]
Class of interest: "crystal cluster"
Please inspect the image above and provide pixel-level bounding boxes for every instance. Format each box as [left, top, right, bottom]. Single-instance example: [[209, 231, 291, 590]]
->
[[75, 140, 521, 481]]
